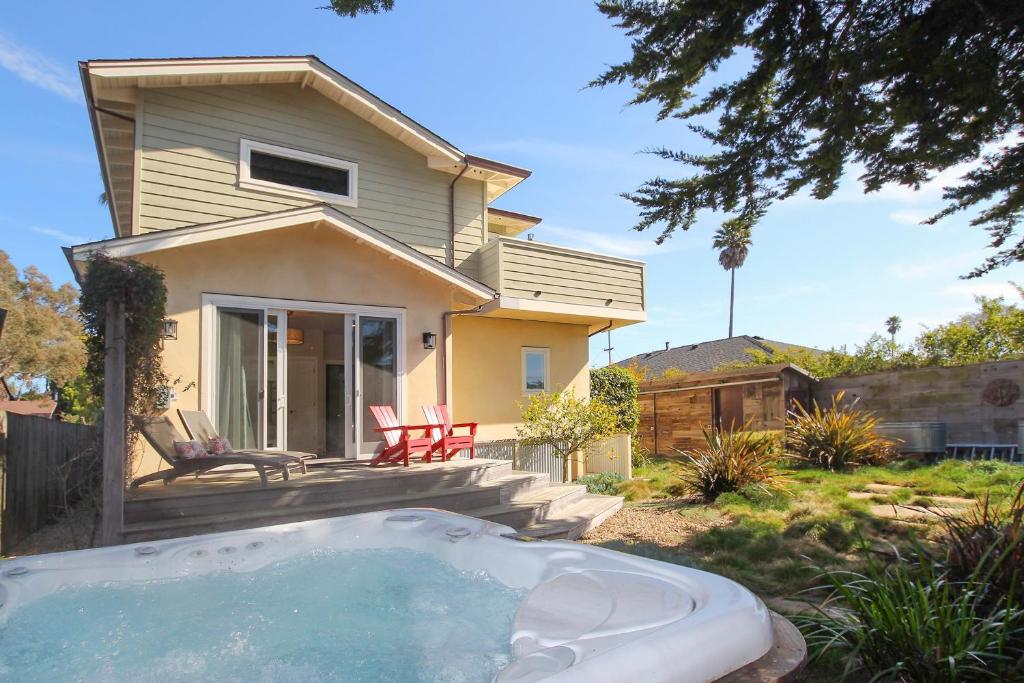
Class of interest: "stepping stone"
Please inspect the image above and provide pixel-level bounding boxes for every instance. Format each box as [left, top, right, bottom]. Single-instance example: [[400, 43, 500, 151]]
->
[[869, 504, 961, 521], [865, 483, 908, 494]]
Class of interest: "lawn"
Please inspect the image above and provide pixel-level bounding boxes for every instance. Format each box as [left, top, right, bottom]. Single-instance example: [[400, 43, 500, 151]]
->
[[582, 456, 1024, 599]]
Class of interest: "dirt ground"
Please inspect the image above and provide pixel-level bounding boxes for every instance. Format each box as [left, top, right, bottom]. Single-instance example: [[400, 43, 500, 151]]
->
[[5, 505, 98, 558], [580, 498, 727, 546]]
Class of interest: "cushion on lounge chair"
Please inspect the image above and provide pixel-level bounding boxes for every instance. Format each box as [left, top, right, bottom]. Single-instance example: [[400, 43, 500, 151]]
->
[[206, 435, 232, 455], [173, 440, 208, 460]]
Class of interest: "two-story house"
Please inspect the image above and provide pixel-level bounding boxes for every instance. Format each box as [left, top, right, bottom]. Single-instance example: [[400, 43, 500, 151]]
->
[[67, 56, 646, 476]]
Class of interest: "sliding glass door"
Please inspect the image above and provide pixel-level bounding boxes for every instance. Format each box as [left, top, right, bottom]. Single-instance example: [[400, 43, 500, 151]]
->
[[208, 296, 402, 459], [357, 316, 398, 454], [213, 307, 286, 451]]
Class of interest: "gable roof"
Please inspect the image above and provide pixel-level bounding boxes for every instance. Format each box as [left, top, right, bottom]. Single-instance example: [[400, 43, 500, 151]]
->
[[80, 55, 532, 236], [615, 335, 823, 376], [67, 204, 496, 302]]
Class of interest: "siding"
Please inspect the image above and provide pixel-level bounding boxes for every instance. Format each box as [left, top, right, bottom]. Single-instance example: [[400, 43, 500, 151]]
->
[[479, 238, 645, 311], [136, 84, 484, 269]]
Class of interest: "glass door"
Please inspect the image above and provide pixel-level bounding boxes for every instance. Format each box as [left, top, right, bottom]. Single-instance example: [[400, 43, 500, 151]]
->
[[213, 307, 286, 450], [357, 315, 398, 456]]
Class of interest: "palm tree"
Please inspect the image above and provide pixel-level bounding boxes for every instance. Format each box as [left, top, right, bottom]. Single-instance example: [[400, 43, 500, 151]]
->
[[885, 315, 902, 342], [712, 222, 752, 337]]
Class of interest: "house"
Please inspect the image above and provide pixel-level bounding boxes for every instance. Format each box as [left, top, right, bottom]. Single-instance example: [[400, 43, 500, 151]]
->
[[637, 364, 815, 455], [617, 335, 821, 377], [66, 56, 646, 476]]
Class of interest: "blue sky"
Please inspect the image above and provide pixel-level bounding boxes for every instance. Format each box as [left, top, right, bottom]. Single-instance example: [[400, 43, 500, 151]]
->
[[1, 1, 1019, 366]]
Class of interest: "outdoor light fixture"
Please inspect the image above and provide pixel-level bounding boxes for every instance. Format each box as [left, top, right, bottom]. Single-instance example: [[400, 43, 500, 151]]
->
[[161, 319, 178, 340], [287, 328, 304, 345], [422, 332, 437, 349]]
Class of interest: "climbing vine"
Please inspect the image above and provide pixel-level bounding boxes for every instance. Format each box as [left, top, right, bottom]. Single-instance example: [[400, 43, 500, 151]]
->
[[79, 253, 169, 459]]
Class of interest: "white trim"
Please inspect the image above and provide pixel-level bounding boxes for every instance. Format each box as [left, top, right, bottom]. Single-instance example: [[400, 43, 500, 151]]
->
[[521, 346, 550, 395], [238, 138, 358, 207], [71, 206, 495, 302], [495, 296, 647, 323], [200, 293, 406, 459]]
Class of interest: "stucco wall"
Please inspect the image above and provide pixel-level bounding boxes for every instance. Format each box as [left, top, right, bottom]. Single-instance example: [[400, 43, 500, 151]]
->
[[132, 222, 455, 477], [813, 360, 1024, 444], [451, 316, 590, 441]]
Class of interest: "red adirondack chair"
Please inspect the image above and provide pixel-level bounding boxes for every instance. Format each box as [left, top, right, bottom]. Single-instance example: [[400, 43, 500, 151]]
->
[[423, 404, 478, 461], [368, 405, 435, 467]]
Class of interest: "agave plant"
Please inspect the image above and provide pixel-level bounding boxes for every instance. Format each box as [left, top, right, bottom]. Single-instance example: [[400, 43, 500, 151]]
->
[[786, 391, 897, 471], [679, 424, 785, 501]]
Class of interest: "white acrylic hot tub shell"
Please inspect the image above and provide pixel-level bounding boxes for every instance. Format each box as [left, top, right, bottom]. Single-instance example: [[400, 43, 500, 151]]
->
[[0, 509, 772, 682]]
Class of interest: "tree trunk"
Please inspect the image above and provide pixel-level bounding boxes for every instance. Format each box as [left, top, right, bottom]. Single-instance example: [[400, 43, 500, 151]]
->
[[728, 267, 736, 337]]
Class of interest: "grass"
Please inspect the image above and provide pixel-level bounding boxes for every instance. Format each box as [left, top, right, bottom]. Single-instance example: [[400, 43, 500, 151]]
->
[[591, 456, 1024, 598]]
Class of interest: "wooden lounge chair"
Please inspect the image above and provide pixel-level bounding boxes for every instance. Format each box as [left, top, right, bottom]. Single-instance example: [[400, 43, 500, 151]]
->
[[178, 409, 311, 473], [423, 404, 477, 461], [367, 405, 435, 467], [133, 415, 296, 488]]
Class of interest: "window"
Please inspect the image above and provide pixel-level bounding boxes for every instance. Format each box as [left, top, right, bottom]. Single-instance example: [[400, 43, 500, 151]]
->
[[522, 347, 549, 394], [239, 139, 358, 206]]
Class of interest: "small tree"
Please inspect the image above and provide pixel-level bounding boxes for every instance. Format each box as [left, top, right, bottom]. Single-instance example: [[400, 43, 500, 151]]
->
[[590, 365, 639, 435], [517, 390, 617, 482]]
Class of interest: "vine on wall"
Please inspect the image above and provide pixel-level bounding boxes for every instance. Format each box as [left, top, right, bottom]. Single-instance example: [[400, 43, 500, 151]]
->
[[79, 254, 169, 466]]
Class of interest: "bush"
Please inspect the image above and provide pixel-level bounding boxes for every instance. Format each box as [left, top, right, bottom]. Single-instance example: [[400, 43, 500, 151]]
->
[[679, 425, 786, 501], [794, 546, 1024, 682], [577, 472, 625, 495], [939, 481, 1024, 612], [786, 391, 897, 471]]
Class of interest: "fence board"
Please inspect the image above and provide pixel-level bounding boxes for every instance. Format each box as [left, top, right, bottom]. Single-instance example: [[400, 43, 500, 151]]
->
[[0, 412, 99, 554], [472, 435, 633, 484]]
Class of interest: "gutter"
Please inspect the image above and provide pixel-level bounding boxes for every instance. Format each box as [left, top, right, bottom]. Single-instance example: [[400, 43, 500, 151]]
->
[[588, 320, 613, 338], [439, 296, 501, 404]]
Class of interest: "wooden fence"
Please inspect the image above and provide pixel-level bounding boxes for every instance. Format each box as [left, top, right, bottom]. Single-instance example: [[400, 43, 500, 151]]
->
[[473, 434, 633, 484], [0, 411, 100, 554]]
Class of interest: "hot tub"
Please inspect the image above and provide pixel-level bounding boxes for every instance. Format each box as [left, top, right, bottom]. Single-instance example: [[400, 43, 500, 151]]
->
[[0, 509, 773, 682]]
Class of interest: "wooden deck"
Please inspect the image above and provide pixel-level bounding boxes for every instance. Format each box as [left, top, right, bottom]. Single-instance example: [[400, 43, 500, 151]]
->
[[124, 458, 623, 543]]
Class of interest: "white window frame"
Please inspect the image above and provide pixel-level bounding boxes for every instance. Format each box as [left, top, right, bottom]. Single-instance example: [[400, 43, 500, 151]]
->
[[521, 347, 550, 395], [238, 138, 358, 207]]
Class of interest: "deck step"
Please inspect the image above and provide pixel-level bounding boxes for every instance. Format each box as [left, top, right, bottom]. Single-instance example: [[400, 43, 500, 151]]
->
[[466, 484, 588, 530], [122, 471, 551, 541], [124, 459, 517, 523], [518, 494, 624, 541]]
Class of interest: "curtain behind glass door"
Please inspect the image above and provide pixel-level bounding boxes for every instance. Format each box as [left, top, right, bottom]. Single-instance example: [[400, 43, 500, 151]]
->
[[359, 316, 397, 452], [216, 309, 261, 449]]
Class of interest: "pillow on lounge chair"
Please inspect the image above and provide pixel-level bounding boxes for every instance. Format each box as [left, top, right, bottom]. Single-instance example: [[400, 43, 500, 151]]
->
[[173, 440, 208, 460], [206, 436, 233, 455]]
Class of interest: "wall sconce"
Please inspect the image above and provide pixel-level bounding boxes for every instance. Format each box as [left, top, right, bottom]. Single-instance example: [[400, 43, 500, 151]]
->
[[161, 319, 178, 340], [422, 332, 437, 349], [287, 328, 304, 345]]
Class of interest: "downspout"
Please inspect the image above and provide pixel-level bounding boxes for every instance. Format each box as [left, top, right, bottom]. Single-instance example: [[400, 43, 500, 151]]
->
[[448, 160, 470, 268], [439, 296, 499, 404]]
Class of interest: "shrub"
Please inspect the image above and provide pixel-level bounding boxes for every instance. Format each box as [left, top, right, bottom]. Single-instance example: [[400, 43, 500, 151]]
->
[[577, 472, 624, 495], [517, 391, 618, 483], [679, 425, 786, 501], [938, 481, 1024, 612], [786, 391, 897, 471], [794, 547, 1024, 682], [589, 366, 639, 434]]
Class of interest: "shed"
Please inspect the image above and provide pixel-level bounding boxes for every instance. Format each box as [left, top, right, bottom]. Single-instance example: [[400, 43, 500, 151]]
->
[[638, 364, 815, 455]]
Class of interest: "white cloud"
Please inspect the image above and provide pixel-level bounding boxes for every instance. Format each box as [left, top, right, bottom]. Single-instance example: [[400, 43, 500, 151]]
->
[[886, 249, 989, 280], [472, 137, 676, 175], [31, 226, 87, 244], [0, 33, 81, 103], [944, 281, 1020, 301], [888, 209, 933, 225], [532, 223, 684, 258]]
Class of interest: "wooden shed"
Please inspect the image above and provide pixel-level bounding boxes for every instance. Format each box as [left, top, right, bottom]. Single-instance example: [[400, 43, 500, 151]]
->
[[637, 364, 815, 455]]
